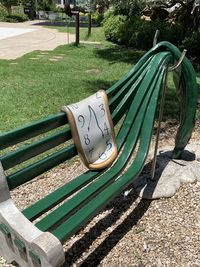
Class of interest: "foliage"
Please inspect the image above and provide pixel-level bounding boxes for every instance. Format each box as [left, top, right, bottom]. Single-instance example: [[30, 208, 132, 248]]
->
[[143, 0, 200, 32], [111, 0, 146, 17], [1, 13, 28, 22], [91, 12, 104, 25], [102, 0, 200, 64], [182, 30, 200, 63], [21, 0, 57, 12], [0, 2, 28, 22], [95, 0, 110, 14], [103, 14, 129, 44], [0, 4, 7, 18], [0, 0, 18, 15], [103, 13, 186, 49], [37, 0, 56, 11]]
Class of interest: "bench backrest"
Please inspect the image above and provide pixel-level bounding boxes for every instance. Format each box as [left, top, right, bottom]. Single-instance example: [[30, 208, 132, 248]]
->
[[0, 41, 197, 193], [0, 65, 137, 190], [0, 113, 77, 190]]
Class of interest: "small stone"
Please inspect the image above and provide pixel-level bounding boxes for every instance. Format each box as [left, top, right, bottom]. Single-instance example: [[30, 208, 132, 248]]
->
[[49, 58, 59, 62], [29, 57, 40, 60], [85, 69, 100, 74]]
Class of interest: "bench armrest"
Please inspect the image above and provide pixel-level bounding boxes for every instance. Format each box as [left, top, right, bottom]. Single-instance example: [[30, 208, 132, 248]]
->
[[0, 164, 65, 267]]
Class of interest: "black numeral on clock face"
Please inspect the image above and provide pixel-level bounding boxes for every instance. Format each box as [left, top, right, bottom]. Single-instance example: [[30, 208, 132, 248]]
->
[[104, 122, 109, 135], [84, 134, 91, 145], [106, 140, 112, 151], [78, 115, 85, 128], [99, 104, 105, 117], [99, 152, 107, 160]]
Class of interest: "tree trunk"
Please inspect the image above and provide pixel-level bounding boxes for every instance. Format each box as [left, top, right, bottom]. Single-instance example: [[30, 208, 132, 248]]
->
[[7, 5, 12, 16]]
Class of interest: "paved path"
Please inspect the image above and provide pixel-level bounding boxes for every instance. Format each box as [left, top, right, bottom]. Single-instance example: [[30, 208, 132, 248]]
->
[[0, 20, 75, 59]]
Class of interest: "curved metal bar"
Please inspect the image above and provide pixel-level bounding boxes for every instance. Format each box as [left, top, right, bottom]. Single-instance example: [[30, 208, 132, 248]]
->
[[151, 48, 187, 179], [151, 69, 168, 180], [153, 29, 160, 47], [169, 49, 187, 71]]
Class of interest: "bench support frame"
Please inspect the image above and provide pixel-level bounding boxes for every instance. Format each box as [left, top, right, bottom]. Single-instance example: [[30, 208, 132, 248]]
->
[[0, 163, 65, 267]]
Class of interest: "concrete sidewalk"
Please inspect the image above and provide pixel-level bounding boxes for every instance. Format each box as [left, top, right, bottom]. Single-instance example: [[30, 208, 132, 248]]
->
[[0, 20, 75, 59]]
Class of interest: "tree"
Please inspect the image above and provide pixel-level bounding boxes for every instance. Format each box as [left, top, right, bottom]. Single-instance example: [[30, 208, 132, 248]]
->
[[109, 0, 146, 17], [0, 0, 18, 16], [95, 0, 110, 14], [143, 0, 200, 31]]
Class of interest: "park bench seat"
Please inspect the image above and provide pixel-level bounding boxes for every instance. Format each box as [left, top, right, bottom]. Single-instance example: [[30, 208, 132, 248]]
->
[[0, 41, 197, 267]]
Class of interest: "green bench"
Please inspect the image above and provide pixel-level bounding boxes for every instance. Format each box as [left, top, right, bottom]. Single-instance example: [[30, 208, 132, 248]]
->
[[0, 42, 197, 267]]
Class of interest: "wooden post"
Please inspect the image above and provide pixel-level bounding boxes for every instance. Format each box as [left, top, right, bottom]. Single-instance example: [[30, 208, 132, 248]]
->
[[74, 11, 80, 46], [88, 13, 92, 36]]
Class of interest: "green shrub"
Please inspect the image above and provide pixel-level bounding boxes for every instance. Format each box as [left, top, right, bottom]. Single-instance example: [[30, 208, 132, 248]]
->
[[182, 31, 200, 63], [0, 13, 28, 22], [103, 10, 113, 21], [163, 23, 186, 46], [129, 20, 185, 49], [103, 14, 128, 44], [38, 0, 56, 12], [103, 14, 187, 50], [91, 12, 104, 26], [103, 13, 200, 64], [0, 4, 7, 19], [129, 19, 158, 49]]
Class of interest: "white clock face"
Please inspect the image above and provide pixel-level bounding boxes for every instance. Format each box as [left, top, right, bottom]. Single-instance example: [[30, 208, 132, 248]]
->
[[66, 91, 117, 168]]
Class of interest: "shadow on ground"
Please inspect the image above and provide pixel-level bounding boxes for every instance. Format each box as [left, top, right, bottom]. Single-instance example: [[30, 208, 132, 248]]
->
[[95, 46, 145, 65], [63, 189, 152, 267], [63, 148, 197, 266], [83, 79, 118, 94], [62, 152, 172, 267]]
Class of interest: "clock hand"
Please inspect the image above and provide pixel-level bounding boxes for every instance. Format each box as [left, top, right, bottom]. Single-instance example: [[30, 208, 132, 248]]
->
[[88, 105, 104, 138]]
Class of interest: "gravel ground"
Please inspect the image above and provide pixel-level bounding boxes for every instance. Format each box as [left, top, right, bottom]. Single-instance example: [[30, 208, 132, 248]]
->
[[0, 121, 200, 267]]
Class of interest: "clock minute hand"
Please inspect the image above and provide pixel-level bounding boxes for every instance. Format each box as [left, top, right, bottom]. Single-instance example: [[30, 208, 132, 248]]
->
[[88, 105, 104, 138]]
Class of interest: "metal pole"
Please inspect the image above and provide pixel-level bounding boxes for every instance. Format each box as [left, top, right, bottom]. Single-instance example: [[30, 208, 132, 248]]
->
[[151, 69, 168, 180], [76, 12, 80, 45], [72, 11, 79, 46], [153, 29, 159, 47], [151, 49, 187, 180], [35, 0, 38, 19], [88, 12, 92, 36]]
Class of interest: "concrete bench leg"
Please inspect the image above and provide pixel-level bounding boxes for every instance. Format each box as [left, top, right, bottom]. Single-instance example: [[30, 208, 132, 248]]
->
[[0, 163, 65, 267]]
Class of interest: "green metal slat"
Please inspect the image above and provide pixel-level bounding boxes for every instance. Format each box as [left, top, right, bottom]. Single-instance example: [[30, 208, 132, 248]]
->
[[0, 112, 67, 150], [22, 82, 144, 221], [22, 54, 162, 222], [35, 100, 148, 231], [109, 56, 153, 113], [22, 84, 143, 221], [35, 54, 167, 232], [1, 128, 72, 170], [5, 57, 153, 193], [52, 59, 168, 243], [22, 170, 99, 221], [106, 50, 155, 97], [6, 145, 77, 190], [125, 41, 198, 158], [112, 66, 149, 125]]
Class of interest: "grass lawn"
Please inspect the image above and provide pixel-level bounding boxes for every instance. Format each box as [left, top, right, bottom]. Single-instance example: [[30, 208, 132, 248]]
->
[[47, 24, 108, 44], [0, 26, 199, 134], [0, 44, 137, 132]]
